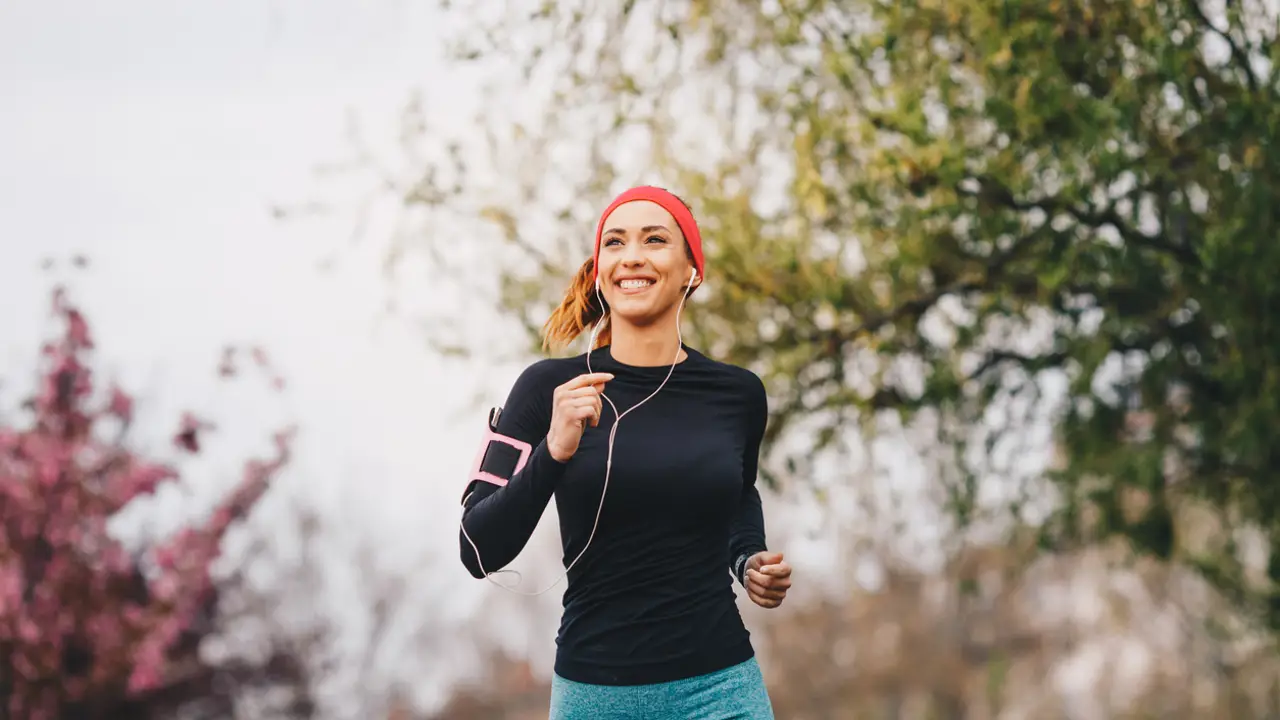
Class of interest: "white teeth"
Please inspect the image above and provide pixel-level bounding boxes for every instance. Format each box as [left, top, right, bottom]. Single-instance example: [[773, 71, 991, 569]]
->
[[619, 279, 654, 289]]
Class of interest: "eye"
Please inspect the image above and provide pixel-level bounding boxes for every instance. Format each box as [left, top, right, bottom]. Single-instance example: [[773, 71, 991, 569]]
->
[[645, 235, 667, 244], [603, 237, 623, 247]]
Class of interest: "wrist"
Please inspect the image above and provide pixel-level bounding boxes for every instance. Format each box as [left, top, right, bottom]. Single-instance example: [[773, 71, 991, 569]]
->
[[546, 435, 571, 463], [733, 553, 751, 587]]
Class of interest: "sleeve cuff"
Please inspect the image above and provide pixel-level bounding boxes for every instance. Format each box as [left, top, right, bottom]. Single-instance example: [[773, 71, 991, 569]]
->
[[529, 437, 569, 481], [732, 553, 750, 587]]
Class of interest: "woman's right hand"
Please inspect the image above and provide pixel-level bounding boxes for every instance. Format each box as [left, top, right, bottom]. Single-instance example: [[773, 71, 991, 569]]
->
[[547, 372, 614, 462]]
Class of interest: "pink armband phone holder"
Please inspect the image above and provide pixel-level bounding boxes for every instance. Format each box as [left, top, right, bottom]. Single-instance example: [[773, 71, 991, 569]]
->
[[468, 406, 532, 488]]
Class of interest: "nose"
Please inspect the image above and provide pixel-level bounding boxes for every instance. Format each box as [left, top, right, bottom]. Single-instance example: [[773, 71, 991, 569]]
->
[[619, 238, 645, 267]]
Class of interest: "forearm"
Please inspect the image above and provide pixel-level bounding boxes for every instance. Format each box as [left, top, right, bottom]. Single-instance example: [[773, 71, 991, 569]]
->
[[459, 439, 565, 578], [727, 484, 767, 586], [731, 372, 770, 587]]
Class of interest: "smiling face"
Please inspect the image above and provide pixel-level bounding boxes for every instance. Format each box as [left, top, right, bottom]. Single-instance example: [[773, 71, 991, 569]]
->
[[597, 200, 700, 328]]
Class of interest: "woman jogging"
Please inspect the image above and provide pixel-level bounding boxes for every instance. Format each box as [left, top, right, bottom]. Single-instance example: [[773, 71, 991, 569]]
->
[[458, 186, 791, 719]]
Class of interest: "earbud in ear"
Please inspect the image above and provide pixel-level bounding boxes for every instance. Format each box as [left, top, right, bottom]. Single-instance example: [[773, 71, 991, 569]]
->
[[690, 267, 698, 283]]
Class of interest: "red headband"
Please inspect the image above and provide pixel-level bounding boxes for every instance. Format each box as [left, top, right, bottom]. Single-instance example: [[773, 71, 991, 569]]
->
[[592, 186, 704, 284]]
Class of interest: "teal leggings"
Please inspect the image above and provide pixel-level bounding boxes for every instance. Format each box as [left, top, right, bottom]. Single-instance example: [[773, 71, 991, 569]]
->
[[549, 657, 775, 720]]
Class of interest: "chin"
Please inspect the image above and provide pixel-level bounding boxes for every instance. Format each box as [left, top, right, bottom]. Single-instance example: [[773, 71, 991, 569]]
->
[[608, 304, 652, 324], [609, 304, 673, 328]]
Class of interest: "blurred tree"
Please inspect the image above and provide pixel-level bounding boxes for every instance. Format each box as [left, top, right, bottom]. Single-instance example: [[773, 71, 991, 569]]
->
[[365, 0, 1279, 629], [0, 286, 302, 719]]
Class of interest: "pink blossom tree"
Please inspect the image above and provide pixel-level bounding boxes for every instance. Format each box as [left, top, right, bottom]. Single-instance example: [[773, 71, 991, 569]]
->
[[0, 286, 300, 719]]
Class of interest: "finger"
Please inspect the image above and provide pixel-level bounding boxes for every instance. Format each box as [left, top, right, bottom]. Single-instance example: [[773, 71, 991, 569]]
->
[[750, 568, 790, 586], [561, 373, 615, 391], [748, 570, 791, 594], [758, 551, 785, 566], [752, 588, 788, 604], [563, 385, 604, 399], [760, 562, 792, 578], [567, 403, 599, 423], [746, 574, 787, 600], [567, 398, 601, 414], [748, 589, 783, 609]]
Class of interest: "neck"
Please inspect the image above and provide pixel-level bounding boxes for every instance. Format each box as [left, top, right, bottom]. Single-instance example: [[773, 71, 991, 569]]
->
[[606, 316, 686, 367]]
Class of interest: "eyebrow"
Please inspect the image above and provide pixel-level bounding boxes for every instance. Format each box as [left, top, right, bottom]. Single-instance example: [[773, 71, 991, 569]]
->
[[602, 225, 672, 236]]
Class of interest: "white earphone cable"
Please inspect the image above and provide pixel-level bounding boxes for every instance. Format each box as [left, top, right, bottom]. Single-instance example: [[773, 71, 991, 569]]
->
[[460, 266, 698, 596]]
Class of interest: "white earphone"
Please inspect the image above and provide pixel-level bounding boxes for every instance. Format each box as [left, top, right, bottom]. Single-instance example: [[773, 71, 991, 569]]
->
[[461, 263, 698, 595]]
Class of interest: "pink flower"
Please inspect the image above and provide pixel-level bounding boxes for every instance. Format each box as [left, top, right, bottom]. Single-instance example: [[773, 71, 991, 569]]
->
[[65, 310, 92, 349], [173, 412, 215, 454], [107, 386, 133, 423], [126, 649, 163, 694], [114, 462, 177, 505], [18, 617, 40, 643], [153, 545, 178, 571], [151, 573, 180, 604]]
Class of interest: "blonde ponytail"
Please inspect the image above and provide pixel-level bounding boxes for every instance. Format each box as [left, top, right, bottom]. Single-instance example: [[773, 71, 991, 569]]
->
[[542, 258, 610, 352]]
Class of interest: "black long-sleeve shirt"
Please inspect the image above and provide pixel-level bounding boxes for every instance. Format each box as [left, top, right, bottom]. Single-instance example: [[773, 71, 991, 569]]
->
[[458, 344, 770, 686]]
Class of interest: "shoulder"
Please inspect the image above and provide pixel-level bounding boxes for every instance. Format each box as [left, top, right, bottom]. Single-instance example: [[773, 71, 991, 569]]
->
[[503, 353, 593, 410], [733, 364, 767, 400], [495, 353, 589, 438], [690, 351, 767, 407], [509, 354, 588, 396], [695, 356, 768, 441]]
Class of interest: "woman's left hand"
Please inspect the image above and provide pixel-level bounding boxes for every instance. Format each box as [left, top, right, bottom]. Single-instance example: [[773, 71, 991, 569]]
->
[[744, 551, 792, 609]]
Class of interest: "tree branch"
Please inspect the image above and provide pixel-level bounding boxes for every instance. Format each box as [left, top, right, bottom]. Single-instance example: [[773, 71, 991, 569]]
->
[[1187, 1, 1261, 95], [969, 349, 1071, 381], [962, 176, 1202, 269]]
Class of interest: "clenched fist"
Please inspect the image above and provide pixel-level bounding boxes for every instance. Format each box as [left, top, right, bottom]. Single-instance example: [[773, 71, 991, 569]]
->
[[546, 372, 614, 463], [744, 551, 792, 609]]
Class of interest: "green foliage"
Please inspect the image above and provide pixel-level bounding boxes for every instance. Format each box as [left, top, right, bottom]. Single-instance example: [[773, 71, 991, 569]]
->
[[389, 0, 1280, 628]]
